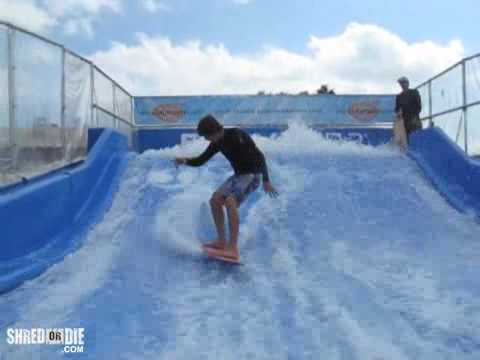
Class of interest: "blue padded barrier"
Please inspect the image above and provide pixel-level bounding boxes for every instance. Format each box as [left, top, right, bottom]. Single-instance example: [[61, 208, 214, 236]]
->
[[409, 127, 480, 216], [0, 129, 130, 293]]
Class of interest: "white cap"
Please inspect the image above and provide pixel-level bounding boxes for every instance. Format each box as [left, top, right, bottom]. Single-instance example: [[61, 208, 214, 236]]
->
[[397, 76, 409, 83]]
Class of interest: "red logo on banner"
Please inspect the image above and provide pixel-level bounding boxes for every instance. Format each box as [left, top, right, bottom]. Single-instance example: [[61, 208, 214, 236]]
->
[[152, 104, 184, 123], [347, 101, 379, 122]]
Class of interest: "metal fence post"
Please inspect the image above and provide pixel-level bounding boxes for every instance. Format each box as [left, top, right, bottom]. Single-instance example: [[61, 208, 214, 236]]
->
[[428, 81, 433, 127], [129, 94, 134, 151], [130, 94, 134, 125], [113, 83, 117, 129], [90, 65, 96, 127], [61, 48, 67, 161], [462, 60, 468, 154], [7, 26, 16, 169]]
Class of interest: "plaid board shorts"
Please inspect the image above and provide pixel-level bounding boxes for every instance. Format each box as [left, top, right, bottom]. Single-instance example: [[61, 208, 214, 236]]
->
[[216, 173, 261, 205]]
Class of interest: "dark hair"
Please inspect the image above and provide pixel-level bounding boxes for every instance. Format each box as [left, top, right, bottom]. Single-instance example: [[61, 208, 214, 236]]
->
[[197, 114, 223, 136]]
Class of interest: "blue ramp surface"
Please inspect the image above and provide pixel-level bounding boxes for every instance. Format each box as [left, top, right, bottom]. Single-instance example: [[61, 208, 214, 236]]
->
[[1, 124, 479, 359]]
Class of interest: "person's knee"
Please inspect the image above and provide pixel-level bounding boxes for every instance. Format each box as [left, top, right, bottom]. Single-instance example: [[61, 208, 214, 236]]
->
[[224, 196, 238, 210], [210, 193, 224, 207]]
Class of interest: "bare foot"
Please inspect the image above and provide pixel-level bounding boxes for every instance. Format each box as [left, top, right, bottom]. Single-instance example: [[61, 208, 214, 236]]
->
[[203, 239, 226, 250], [222, 246, 239, 260]]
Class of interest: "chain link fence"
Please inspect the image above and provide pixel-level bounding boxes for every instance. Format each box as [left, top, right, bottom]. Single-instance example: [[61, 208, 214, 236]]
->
[[417, 53, 480, 157], [0, 21, 135, 187]]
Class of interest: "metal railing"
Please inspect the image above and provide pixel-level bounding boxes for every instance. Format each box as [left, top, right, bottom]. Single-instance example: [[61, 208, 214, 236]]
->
[[416, 53, 480, 156], [0, 21, 135, 187]]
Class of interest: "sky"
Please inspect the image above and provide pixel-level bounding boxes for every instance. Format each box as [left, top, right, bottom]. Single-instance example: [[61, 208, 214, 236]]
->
[[0, 0, 477, 96]]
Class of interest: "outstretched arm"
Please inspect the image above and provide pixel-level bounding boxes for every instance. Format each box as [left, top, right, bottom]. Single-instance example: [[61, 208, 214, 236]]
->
[[175, 142, 219, 167]]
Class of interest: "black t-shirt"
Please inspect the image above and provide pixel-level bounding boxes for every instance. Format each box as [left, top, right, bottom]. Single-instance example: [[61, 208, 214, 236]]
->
[[395, 89, 422, 122], [186, 128, 270, 182]]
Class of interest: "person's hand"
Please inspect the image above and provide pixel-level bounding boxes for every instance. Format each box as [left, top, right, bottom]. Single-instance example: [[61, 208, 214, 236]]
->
[[263, 181, 279, 198]]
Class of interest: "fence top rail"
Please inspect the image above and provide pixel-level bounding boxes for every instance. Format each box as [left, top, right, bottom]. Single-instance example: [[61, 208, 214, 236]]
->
[[0, 20, 64, 50], [416, 61, 464, 89], [416, 52, 480, 90], [64, 48, 93, 65], [464, 52, 480, 62], [0, 20, 133, 98]]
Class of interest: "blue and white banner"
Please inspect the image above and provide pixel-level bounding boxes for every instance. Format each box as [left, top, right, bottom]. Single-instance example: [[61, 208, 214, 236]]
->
[[134, 95, 395, 126]]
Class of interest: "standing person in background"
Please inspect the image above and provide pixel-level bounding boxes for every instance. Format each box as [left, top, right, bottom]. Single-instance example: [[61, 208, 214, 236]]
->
[[395, 76, 422, 140]]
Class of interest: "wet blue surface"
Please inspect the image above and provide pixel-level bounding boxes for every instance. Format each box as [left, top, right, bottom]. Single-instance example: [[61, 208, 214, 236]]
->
[[1, 126, 479, 359]]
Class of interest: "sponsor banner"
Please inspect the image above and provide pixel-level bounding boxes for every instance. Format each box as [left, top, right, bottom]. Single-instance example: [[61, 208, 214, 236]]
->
[[134, 95, 395, 126]]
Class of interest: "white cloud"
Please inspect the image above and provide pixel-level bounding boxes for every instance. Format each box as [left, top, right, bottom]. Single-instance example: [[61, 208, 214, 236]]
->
[[307, 23, 464, 93], [0, 0, 56, 33], [0, 0, 121, 37], [42, 0, 122, 37], [42, 0, 122, 17], [64, 17, 95, 37], [142, 0, 170, 13], [89, 22, 465, 96]]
